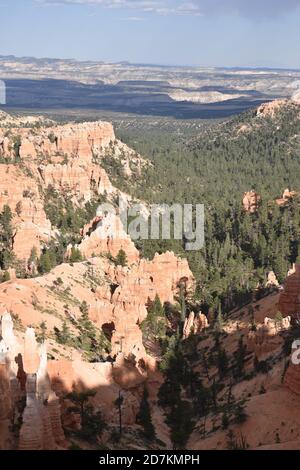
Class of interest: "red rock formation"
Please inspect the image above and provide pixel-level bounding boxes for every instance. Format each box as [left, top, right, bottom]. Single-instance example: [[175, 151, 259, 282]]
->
[[284, 363, 300, 395], [278, 264, 300, 317], [47, 121, 115, 159], [47, 360, 75, 395], [47, 391, 67, 447], [108, 251, 194, 360], [18, 335, 66, 450], [112, 352, 147, 389], [0, 121, 115, 162], [23, 328, 40, 375], [0, 165, 51, 261], [38, 162, 114, 202], [183, 311, 209, 339], [18, 374, 45, 451], [0, 250, 193, 381], [0, 113, 201, 448], [276, 188, 298, 207], [0, 118, 136, 264], [242, 190, 261, 213], [0, 354, 12, 420], [247, 316, 291, 360], [256, 99, 287, 118], [72, 211, 140, 264], [0, 316, 67, 450], [18, 371, 65, 450]]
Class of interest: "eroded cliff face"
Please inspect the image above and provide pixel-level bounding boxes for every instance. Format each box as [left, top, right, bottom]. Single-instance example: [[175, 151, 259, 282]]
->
[[0, 121, 115, 161], [0, 165, 51, 260], [0, 252, 193, 370], [0, 114, 147, 264], [256, 99, 288, 118], [247, 316, 291, 360], [1, 112, 187, 449], [0, 244, 194, 449], [276, 265, 300, 396], [183, 311, 209, 339], [70, 212, 140, 264], [278, 264, 300, 317], [0, 314, 66, 450]]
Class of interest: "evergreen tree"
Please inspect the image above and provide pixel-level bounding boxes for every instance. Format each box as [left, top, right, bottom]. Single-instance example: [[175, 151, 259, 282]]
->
[[66, 390, 106, 442], [167, 400, 194, 450], [1, 270, 10, 283], [222, 412, 229, 429], [37, 321, 47, 343], [28, 246, 38, 274], [54, 321, 71, 345], [0, 205, 14, 270], [38, 252, 52, 274], [217, 348, 229, 379], [141, 294, 166, 344], [234, 337, 247, 377], [114, 391, 124, 439], [216, 303, 224, 332], [115, 248, 128, 267], [136, 387, 156, 441], [69, 246, 82, 263]]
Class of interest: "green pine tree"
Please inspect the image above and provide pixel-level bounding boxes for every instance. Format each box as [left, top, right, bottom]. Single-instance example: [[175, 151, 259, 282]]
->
[[136, 387, 156, 441], [115, 249, 127, 267]]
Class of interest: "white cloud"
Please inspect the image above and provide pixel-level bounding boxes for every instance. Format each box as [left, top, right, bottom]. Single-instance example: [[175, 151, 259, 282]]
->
[[122, 15, 145, 20], [35, 0, 300, 17], [35, 0, 203, 16]]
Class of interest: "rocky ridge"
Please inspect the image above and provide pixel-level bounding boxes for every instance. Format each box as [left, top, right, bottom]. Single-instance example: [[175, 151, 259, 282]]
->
[[0, 112, 148, 265]]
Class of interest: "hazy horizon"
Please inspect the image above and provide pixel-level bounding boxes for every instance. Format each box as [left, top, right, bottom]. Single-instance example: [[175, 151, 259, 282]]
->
[[2, 53, 300, 71], [1, 1, 300, 69]]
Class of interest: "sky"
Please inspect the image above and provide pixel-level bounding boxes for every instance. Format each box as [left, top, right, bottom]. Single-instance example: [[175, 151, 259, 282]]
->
[[1, 0, 300, 68]]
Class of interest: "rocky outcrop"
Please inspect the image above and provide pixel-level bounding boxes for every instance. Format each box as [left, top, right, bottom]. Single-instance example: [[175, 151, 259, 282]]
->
[[288, 264, 296, 277], [276, 188, 298, 207], [256, 99, 287, 118], [47, 358, 142, 427], [0, 165, 51, 261], [278, 264, 300, 317], [291, 90, 300, 105], [0, 121, 115, 162], [0, 351, 12, 420], [48, 121, 115, 159], [0, 313, 67, 450], [38, 162, 114, 203], [0, 252, 193, 368], [0, 117, 143, 263], [19, 334, 66, 450], [266, 271, 279, 288], [242, 190, 261, 213], [247, 316, 291, 359], [24, 328, 40, 375], [183, 311, 209, 339], [72, 211, 140, 264], [19, 374, 49, 451], [90, 251, 194, 361], [0, 248, 194, 441]]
